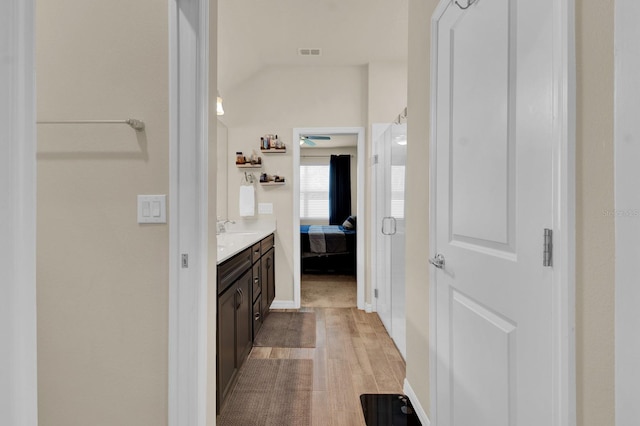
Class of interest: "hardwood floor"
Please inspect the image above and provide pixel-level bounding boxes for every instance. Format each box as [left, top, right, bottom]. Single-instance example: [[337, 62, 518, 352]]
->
[[301, 275, 357, 308], [247, 307, 405, 426]]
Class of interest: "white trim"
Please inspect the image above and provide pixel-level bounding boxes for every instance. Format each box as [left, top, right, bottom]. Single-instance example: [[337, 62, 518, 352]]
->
[[551, 1, 577, 425], [0, 1, 38, 424], [269, 300, 299, 310], [427, 1, 576, 425], [292, 127, 366, 310], [168, 0, 210, 425], [614, 1, 640, 424], [403, 379, 431, 426], [364, 303, 374, 313], [428, 4, 450, 423]]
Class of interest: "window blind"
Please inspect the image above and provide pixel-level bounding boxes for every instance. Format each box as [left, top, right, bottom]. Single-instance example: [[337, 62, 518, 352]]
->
[[300, 164, 330, 219]]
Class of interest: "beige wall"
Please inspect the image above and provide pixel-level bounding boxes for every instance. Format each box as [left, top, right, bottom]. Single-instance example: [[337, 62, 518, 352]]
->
[[575, 0, 615, 424], [223, 66, 367, 303], [405, 0, 438, 414], [404, 0, 616, 424], [36, 1, 170, 425], [217, 119, 229, 219]]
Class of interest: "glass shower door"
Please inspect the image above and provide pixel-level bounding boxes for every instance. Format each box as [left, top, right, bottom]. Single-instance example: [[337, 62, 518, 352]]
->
[[373, 123, 407, 358]]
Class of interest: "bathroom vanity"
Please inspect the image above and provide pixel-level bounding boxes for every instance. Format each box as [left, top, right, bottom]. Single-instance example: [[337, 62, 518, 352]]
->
[[216, 229, 275, 411]]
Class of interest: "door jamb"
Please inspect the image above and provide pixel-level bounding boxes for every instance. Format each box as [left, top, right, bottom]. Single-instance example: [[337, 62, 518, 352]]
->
[[427, 1, 576, 425], [168, 0, 211, 425], [292, 127, 366, 310], [1, 1, 38, 424]]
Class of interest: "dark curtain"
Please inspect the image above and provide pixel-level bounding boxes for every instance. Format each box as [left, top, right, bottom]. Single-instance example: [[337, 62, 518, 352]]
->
[[329, 155, 351, 225]]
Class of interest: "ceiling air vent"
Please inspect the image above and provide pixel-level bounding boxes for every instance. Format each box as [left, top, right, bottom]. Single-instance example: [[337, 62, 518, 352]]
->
[[298, 48, 322, 56]]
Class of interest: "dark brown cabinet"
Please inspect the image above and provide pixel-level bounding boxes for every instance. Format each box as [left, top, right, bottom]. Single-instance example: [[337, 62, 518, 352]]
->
[[261, 247, 275, 318], [216, 233, 275, 412]]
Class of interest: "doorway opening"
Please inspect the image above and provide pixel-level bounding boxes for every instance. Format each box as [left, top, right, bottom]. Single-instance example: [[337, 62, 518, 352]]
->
[[292, 127, 366, 310]]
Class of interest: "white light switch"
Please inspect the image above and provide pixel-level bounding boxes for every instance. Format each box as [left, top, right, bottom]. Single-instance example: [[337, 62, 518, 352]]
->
[[258, 203, 273, 214], [138, 195, 167, 223]]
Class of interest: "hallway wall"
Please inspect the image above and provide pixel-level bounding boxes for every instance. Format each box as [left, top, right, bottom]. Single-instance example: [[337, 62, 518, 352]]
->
[[404, 1, 616, 424], [36, 1, 170, 424]]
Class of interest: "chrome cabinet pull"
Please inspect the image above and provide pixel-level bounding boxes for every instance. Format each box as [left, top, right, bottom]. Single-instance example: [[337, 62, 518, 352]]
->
[[429, 254, 445, 269]]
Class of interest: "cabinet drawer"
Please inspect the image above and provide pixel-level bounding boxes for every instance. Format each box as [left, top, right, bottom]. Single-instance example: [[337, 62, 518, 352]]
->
[[260, 234, 274, 253], [251, 242, 261, 264], [252, 260, 261, 301], [217, 247, 252, 295]]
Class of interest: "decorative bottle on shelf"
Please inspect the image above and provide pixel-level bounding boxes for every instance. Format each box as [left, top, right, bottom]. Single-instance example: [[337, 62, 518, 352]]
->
[[236, 152, 244, 164]]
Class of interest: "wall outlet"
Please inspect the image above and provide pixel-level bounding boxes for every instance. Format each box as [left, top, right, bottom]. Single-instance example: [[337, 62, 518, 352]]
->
[[258, 203, 273, 215]]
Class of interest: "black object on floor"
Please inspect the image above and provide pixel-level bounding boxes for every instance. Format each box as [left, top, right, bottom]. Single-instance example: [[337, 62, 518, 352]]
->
[[360, 394, 422, 426]]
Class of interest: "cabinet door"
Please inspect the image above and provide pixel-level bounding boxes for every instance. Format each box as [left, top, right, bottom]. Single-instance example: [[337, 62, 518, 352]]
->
[[265, 248, 275, 309], [217, 285, 237, 405], [235, 269, 253, 367], [252, 259, 261, 302], [260, 253, 269, 317]]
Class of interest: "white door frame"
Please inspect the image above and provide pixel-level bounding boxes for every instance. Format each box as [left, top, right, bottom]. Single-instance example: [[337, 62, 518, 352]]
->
[[168, 0, 211, 425], [615, 0, 640, 424], [427, 1, 576, 425], [292, 127, 366, 310], [0, 1, 38, 425]]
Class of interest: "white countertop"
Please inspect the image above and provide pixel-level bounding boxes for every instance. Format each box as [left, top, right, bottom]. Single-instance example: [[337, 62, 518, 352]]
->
[[216, 220, 276, 264]]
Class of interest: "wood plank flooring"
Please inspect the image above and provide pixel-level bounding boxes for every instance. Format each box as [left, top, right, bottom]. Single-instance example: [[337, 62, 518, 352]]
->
[[245, 307, 405, 426]]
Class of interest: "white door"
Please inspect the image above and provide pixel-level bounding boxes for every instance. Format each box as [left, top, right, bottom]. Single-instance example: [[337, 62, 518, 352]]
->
[[373, 123, 407, 358], [432, 0, 559, 424]]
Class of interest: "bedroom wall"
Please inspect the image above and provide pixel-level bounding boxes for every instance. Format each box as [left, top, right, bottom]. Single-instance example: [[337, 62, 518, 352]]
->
[[299, 146, 358, 226], [35, 1, 171, 424], [404, 0, 616, 424]]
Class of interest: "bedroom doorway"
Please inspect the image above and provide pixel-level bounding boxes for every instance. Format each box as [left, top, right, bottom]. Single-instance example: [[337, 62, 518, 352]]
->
[[292, 127, 366, 310]]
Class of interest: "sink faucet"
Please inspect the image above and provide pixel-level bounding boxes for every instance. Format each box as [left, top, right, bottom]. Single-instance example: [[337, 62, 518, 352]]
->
[[217, 219, 235, 234]]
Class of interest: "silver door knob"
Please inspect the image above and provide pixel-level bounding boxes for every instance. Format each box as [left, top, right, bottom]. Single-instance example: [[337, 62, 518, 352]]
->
[[429, 254, 445, 269]]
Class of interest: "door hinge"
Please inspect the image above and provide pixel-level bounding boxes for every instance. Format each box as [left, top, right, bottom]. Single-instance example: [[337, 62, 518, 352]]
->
[[374, 289, 379, 298], [372, 154, 379, 165], [543, 229, 552, 267], [181, 253, 189, 268]]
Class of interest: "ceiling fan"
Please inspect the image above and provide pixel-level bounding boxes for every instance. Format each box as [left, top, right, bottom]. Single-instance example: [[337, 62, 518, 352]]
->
[[299, 135, 331, 146]]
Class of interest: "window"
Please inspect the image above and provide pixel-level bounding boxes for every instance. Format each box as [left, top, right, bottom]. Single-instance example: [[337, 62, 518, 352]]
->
[[300, 164, 330, 219]]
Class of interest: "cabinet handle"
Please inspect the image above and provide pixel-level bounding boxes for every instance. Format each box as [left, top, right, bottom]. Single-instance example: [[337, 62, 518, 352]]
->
[[236, 288, 243, 308], [254, 277, 259, 283], [254, 312, 261, 321]]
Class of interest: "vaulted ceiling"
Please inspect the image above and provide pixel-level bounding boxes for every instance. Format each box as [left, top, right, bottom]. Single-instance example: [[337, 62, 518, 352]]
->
[[218, 0, 409, 94]]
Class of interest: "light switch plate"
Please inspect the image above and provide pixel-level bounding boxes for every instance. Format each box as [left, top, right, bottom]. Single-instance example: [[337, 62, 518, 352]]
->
[[138, 195, 167, 223], [258, 203, 273, 215]]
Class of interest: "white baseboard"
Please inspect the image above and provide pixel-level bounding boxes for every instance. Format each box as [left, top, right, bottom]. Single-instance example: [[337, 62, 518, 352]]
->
[[403, 378, 431, 426], [365, 303, 374, 313], [269, 300, 297, 310]]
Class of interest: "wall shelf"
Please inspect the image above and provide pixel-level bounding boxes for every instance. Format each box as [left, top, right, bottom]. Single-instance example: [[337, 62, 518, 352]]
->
[[260, 182, 286, 186], [236, 164, 262, 169], [260, 148, 287, 153]]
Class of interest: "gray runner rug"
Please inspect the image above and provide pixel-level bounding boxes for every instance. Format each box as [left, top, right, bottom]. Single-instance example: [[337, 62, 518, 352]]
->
[[218, 359, 313, 426], [253, 312, 316, 348]]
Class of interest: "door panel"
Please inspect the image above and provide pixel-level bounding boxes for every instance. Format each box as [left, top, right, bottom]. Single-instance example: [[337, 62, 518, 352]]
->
[[450, 289, 516, 426], [451, 0, 514, 249], [433, 0, 556, 424]]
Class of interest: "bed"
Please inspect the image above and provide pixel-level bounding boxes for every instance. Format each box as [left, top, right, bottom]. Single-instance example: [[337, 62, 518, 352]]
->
[[300, 225, 356, 275]]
